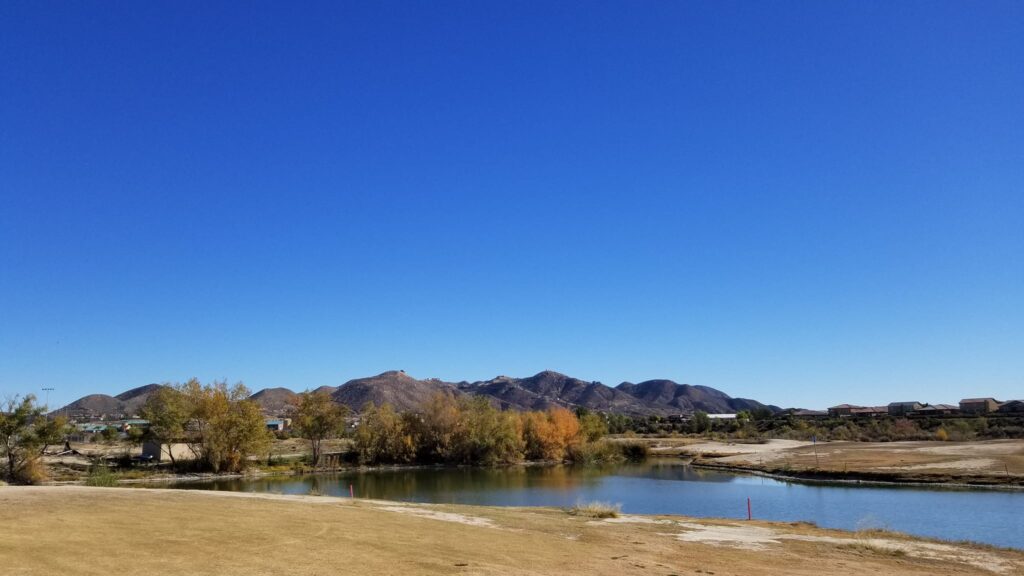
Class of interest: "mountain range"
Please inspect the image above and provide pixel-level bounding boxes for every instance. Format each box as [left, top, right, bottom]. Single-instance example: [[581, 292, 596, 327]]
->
[[54, 370, 779, 419]]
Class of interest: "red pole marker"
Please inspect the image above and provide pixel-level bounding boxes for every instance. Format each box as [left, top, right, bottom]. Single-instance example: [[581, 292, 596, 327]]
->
[[747, 497, 752, 521], [350, 484, 354, 498]]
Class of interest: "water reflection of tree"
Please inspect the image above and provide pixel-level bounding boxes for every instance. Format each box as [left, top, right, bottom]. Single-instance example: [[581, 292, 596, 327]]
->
[[177, 461, 738, 502], [606, 460, 738, 483], [338, 465, 614, 500]]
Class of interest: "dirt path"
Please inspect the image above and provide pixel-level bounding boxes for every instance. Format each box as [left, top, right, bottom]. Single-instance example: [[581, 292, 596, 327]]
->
[[1, 486, 1021, 575]]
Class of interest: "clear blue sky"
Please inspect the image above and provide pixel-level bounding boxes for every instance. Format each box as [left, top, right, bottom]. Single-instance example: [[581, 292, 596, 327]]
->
[[2, 2, 1021, 410]]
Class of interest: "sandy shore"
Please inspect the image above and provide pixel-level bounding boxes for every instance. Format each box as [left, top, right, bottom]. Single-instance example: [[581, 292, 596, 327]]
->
[[677, 439, 1024, 486], [1, 486, 1021, 575]]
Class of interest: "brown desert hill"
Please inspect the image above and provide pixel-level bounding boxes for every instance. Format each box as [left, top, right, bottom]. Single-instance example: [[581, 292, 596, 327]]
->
[[461, 371, 776, 415], [54, 371, 779, 419], [460, 371, 653, 415], [54, 394, 124, 418], [115, 383, 165, 414], [54, 383, 165, 418], [311, 385, 338, 396], [249, 387, 300, 415], [331, 370, 460, 412], [616, 379, 777, 414]]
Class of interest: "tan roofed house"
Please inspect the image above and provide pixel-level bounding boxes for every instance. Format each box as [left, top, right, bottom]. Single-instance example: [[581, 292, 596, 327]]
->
[[888, 401, 923, 416], [959, 398, 1000, 414], [827, 404, 861, 417]]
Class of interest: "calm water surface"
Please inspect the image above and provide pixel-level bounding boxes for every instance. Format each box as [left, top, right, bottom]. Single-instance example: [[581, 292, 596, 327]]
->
[[161, 459, 1023, 549]]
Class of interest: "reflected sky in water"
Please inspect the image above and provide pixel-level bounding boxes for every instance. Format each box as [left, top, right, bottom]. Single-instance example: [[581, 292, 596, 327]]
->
[[156, 459, 1023, 549]]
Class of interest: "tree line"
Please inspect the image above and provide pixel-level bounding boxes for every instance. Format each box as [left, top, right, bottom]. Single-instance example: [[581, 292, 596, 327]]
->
[[350, 393, 622, 466], [1, 382, 646, 484]]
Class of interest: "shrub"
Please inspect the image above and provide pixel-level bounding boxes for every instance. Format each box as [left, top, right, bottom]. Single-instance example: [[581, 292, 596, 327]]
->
[[568, 439, 621, 465], [568, 501, 621, 519], [618, 441, 649, 462], [11, 458, 48, 485], [354, 403, 415, 465], [84, 464, 117, 487]]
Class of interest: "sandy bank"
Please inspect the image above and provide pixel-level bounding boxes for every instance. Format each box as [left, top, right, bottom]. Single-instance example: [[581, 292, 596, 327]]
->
[[1, 485, 1021, 575]]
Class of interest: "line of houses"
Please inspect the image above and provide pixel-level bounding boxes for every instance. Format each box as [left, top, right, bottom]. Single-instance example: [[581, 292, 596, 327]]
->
[[823, 397, 1023, 419], [71, 416, 294, 442]]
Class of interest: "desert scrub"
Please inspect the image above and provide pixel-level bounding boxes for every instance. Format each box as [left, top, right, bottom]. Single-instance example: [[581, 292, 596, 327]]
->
[[568, 501, 621, 519], [618, 440, 649, 462], [84, 464, 118, 487], [568, 439, 623, 464], [837, 542, 907, 557]]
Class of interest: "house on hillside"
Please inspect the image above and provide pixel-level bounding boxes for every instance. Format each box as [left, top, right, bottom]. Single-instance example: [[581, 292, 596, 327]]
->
[[787, 409, 828, 419], [827, 404, 861, 417], [76, 423, 112, 434], [265, 418, 291, 432], [997, 400, 1024, 414], [119, 419, 150, 432], [888, 401, 924, 416], [913, 404, 958, 416], [851, 406, 888, 418], [959, 398, 1000, 414]]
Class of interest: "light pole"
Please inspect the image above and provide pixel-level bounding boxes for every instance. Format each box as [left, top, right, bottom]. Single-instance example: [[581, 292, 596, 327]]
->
[[42, 387, 55, 410]]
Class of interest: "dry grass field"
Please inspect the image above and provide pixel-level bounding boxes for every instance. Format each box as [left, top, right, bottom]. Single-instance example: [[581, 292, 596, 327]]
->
[[1, 486, 1021, 576]]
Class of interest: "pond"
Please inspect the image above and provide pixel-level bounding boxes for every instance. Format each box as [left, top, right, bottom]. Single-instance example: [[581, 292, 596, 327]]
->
[[157, 459, 1024, 549]]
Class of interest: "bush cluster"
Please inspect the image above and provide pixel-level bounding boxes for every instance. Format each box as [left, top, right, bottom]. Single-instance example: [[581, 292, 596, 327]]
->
[[352, 394, 638, 466]]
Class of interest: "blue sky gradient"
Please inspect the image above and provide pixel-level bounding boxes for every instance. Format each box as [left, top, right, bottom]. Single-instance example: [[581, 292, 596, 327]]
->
[[2, 2, 1022, 409]]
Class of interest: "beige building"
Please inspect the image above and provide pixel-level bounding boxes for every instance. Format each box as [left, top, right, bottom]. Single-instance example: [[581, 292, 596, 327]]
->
[[827, 404, 860, 417], [141, 441, 196, 463], [959, 398, 1000, 414]]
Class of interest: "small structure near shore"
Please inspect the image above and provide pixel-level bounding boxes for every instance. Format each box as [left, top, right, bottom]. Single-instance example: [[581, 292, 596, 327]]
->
[[141, 441, 195, 463]]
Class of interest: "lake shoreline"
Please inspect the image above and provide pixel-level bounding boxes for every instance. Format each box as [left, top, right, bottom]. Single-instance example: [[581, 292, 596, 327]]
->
[[642, 438, 1024, 489], [40, 457, 1024, 549], [2, 485, 1021, 575], [45, 453, 1024, 491], [688, 460, 1024, 491]]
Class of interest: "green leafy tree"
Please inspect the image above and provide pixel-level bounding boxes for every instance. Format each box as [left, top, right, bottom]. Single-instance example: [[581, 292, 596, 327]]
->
[[34, 414, 71, 455], [353, 403, 414, 465], [98, 426, 119, 444], [460, 396, 523, 465], [141, 385, 188, 465], [418, 392, 464, 462], [149, 378, 272, 472], [605, 413, 631, 435], [691, 411, 711, 434], [579, 412, 608, 443], [293, 391, 349, 467], [189, 381, 270, 473], [1, 395, 48, 483]]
